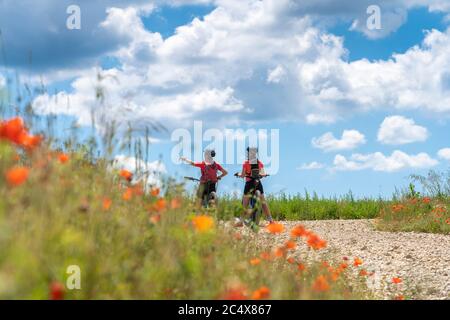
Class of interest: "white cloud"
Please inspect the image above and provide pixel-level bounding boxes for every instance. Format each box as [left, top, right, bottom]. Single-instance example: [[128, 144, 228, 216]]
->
[[0, 74, 5, 87], [438, 148, 450, 161], [267, 65, 286, 83], [333, 150, 438, 172], [297, 161, 325, 170], [377, 116, 429, 145], [297, 28, 450, 122], [312, 130, 366, 152], [29, 1, 450, 132], [305, 113, 338, 125]]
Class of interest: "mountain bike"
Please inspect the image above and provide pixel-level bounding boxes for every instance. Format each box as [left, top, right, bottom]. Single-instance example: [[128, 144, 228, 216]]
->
[[234, 173, 269, 231], [184, 176, 218, 208]]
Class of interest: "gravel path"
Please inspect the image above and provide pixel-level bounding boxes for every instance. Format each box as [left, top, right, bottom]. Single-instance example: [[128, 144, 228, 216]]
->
[[230, 219, 450, 300]]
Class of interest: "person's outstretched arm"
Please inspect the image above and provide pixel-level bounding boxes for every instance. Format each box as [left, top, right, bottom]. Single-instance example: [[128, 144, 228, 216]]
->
[[180, 156, 196, 166]]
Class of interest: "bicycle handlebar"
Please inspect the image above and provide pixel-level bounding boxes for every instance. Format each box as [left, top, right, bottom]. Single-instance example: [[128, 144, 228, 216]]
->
[[184, 176, 200, 182], [184, 176, 223, 182], [234, 173, 269, 179]]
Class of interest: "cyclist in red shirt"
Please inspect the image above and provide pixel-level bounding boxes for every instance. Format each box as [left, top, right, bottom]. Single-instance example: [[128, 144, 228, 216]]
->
[[181, 150, 228, 207], [235, 147, 273, 226]]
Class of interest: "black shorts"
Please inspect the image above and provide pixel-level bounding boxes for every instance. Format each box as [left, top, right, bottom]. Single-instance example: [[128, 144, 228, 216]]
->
[[244, 180, 264, 195], [197, 182, 217, 198]]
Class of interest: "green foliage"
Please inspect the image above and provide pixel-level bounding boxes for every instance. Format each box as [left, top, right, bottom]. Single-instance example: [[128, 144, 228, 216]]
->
[[217, 192, 383, 221], [377, 171, 450, 234]]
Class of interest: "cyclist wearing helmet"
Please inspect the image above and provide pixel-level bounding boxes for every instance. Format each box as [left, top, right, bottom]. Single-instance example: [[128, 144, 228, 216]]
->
[[181, 149, 228, 207], [235, 147, 274, 225]]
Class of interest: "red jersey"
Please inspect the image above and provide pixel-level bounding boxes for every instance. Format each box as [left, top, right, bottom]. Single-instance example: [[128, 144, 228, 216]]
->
[[194, 162, 224, 183], [242, 160, 264, 182]]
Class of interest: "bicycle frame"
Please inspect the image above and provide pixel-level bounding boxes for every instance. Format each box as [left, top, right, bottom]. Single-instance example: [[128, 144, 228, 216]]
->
[[235, 174, 268, 228], [184, 177, 218, 208]]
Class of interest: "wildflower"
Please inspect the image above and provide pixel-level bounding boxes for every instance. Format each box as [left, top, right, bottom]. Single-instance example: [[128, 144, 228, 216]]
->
[[119, 169, 133, 182], [122, 188, 133, 201], [446, 218, 450, 225], [251, 286, 270, 300], [392, 204, 406, 212], [19, 133, 42, 150], [170, 197, 182, 209], [102, 197, 112, 211], [5, 166, 30, 187], [394, 295, 405, 300], [286, 257, 295, 264], [329, 270, 340, 282], [192, 215, 214, 233], [290, 225, 307, 238], [284, 240, 297, 250], [250, 258, 261, 266], [133, 184, 145, 196], [49, 282, 65, 300], [154, 198, 167, 212], [338, 263, 349, 271], [321, 261, 330, 269], [297, 263, 306, 272], [220, 286, 248, 300], [359, 269, 369, 276], [58, 153, 70, 164], [312, 275, 330, 292], [150, 187, 160, 197], [306, 233, 327, 250], [266, 222, 284, 234], [353, 257, 363, 267], [343, 256, 349, 261], [422, 197, 431, 204], [149, 214, 161, 225], [392, 277, 402, 284], [260, 252, 271, 261], [0, 117, 25, 144], [273, 247, 285, 258], [0, 117, 42, 150]]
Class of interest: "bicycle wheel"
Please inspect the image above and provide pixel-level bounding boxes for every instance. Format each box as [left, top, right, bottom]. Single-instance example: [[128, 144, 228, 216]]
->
[[250, 190, 263, 228]]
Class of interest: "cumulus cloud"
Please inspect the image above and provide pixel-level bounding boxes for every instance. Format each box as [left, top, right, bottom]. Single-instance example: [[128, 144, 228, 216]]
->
[[25, 0, 450, 133], [312, 130, 366, 152], [297, 161, 325, 170], [437, 148, 450, 161], [377, 116, 429, 145], [333, 150, 438, 172], [297, 27, 450, 121], [267, 66, 286, 83]]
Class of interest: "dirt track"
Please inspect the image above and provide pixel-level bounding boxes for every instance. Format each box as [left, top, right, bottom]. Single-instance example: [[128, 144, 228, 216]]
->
[[232, 219, 450, 300]]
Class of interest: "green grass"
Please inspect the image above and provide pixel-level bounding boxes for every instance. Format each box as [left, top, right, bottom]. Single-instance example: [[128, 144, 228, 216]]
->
[[217, 193, 384, 221], [376, 196, 450, 234]]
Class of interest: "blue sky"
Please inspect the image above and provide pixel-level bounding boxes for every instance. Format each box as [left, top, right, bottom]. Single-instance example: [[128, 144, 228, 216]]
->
[[1, 0, 450, 198]]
